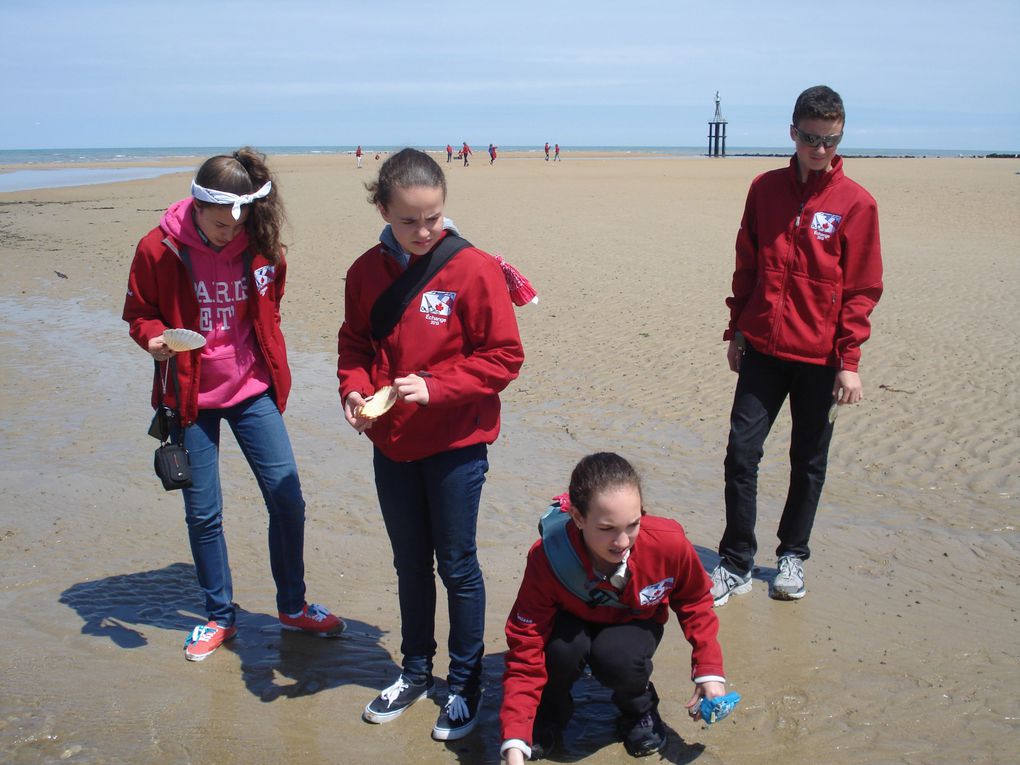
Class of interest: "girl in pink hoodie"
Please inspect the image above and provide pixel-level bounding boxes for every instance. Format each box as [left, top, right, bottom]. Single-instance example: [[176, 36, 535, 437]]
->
[[124, 148, 345, 662]]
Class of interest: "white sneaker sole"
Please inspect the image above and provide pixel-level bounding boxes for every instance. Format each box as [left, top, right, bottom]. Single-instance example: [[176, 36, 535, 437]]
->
[[713, 580, 752, 608], [769, 586, 806, 601], [362, 686, 431, 724], [432, 711, 481, 741]]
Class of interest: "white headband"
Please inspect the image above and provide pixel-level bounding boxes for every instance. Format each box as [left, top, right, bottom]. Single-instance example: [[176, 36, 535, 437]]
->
[[191, 179, 272, 220]]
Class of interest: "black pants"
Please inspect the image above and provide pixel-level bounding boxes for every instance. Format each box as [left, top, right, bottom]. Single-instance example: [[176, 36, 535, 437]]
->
[[719, 346, 836, 575], [537, 611, 663, 730]]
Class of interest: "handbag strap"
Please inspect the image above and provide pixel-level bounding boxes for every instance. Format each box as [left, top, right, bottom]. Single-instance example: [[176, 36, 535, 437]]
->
[[153, 356, 186, 444], [370, 234, 472, 341]]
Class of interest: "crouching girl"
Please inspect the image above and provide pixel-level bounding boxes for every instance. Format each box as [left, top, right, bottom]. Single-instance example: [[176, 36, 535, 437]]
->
[[500, 453, 729, 761]]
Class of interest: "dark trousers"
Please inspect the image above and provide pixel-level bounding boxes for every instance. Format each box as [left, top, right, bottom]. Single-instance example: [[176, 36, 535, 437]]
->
[[373, 444, 489, 694], [719, 346, 836, 575], [537, 611, 663, 730]]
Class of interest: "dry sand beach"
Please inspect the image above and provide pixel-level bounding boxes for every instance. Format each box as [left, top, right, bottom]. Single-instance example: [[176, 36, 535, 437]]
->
[[1, 152, 1017, 764]]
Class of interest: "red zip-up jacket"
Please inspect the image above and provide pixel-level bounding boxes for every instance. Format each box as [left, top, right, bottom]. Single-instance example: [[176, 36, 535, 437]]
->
[[501, 513, 724, 745], [724, 155, 883, 372], [123, 227, 292, 426], [337, 233, 524, 462]]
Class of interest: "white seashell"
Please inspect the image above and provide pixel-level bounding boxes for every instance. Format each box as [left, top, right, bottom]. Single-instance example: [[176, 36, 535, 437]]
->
[[162, 328, 207, 352], [357, 385, 398, 419], [828, 400, 839, 424]]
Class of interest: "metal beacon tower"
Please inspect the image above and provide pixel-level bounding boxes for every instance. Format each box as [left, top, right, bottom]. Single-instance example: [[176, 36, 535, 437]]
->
[[708, 91, 727, 157]]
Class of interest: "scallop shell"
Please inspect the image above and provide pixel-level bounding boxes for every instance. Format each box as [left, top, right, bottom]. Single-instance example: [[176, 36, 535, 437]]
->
[[162, 328, 207, 352], [357, 385, 398, 419]]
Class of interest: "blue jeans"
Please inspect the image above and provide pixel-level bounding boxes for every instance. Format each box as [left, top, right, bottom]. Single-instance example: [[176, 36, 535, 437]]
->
[[175, 391, 306, 627], [720, 346, 836, 575], [373, 443, 489, 695]]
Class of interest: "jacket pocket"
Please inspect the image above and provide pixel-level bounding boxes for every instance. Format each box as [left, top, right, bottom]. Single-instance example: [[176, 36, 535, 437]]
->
[[778, 274, 839, 358]]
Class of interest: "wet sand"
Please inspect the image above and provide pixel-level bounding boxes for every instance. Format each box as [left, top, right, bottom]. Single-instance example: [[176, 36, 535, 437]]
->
[[1, 153, 1017, 764]]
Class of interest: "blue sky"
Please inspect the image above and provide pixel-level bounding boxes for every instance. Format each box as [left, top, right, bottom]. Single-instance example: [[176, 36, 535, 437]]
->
[[2, 0, 1017, 151]]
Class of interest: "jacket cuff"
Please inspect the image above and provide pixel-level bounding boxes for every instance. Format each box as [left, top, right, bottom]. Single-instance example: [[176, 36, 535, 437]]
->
[[692, 664, 725, 680], [501, 739, 532, 760], [693, 674, 726, 684]]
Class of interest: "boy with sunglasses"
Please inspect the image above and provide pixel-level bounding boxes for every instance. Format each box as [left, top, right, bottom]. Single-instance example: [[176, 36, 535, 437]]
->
[[710, 85, 883, 606]]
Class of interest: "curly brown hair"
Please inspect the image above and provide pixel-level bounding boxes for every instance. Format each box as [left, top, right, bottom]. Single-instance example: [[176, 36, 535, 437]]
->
[[193, 147, 287, 263]]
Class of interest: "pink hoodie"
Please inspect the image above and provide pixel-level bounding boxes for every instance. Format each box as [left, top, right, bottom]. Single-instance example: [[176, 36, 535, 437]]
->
[[160, 199, 271, 410]]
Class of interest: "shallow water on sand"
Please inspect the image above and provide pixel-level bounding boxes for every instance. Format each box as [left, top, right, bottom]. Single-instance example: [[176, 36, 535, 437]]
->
[[1, 295, 1017, 765]]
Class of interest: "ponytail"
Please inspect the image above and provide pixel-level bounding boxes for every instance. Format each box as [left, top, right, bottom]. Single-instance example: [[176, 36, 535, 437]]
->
[[193, 147, 287, 263]]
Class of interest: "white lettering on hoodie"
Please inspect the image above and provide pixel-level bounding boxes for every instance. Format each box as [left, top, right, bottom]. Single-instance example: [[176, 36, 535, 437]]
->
[[195, 278, 249, 331]]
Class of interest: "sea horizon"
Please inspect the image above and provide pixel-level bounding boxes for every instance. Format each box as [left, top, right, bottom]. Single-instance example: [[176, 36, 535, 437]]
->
[[2, 144, 1016, 194], [2, 144, 1014, 167]]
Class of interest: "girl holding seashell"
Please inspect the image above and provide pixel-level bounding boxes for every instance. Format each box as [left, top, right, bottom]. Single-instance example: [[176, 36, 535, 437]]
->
[[338, 148, 525, 740], [123, 147, 345, 662]]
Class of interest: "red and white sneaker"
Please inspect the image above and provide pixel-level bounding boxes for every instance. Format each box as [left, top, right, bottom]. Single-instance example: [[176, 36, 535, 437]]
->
[[184, 621, 237, 662], [279, 603, 346, 637]]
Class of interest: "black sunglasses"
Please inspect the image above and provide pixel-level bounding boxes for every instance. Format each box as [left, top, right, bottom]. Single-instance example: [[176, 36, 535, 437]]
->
[[793, 126, 843, 149]]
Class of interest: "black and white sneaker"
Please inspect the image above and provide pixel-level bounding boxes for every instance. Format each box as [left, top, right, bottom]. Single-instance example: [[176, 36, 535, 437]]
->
[[432, 689, 482, 741], [363, 674, 434, 724]]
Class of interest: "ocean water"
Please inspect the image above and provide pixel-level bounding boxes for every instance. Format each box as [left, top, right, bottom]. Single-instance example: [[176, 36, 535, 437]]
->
[[0, 145, 1002, 193], [0, 144, 992, 166], [0, 166, 194, 193]]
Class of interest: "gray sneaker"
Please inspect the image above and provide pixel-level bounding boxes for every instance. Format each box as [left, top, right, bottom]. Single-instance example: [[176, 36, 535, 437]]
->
[[770, 556, 806, 600], [709, 564, 752, 607]]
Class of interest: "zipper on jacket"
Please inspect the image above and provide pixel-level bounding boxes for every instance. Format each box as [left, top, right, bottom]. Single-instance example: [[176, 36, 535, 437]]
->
[[768, 199, 806, 354]]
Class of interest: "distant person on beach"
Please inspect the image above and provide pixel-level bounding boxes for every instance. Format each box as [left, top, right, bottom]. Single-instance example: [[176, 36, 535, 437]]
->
[[338, 148, 525, 741], [710, 85, 884, 607], [500, 453, 729, 762], [544, 142, 550, 161], [446, 144, 453, 163], [553, 143, 561, 161], [122, 147, 345, 662], [462, 141, 472, 166], [356, 145, 363, 168], [489, 143, 498, 164]]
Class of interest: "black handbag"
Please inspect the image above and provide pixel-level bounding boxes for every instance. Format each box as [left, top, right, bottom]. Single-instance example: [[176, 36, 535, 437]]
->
[[150, 357, 192, 491], [154, 442, 192, 490]]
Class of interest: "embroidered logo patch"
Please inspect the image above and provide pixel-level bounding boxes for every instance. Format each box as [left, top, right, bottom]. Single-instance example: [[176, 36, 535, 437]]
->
[[253, 265, 276, 296], [810, 211, 843, 241], [639, 577, 674, 606], [420, 290, 457, 326]]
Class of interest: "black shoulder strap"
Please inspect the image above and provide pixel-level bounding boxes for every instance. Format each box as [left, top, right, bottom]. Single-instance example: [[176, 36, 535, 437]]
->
[[370, 234, 471, 341]]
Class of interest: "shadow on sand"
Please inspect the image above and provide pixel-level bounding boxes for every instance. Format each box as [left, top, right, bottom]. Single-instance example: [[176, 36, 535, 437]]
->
[[437, 654, 705, 764], [59, 561, 397, 702], [695, 544, 778, 587]]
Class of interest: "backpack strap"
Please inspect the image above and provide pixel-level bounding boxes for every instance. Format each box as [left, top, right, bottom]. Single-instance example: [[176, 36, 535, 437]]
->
[[370, 234, 472, 341], [538, 501, 630, 610]]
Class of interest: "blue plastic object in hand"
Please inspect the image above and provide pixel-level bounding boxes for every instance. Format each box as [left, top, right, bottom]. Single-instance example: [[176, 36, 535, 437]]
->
[[700, 691, 741, 724]]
